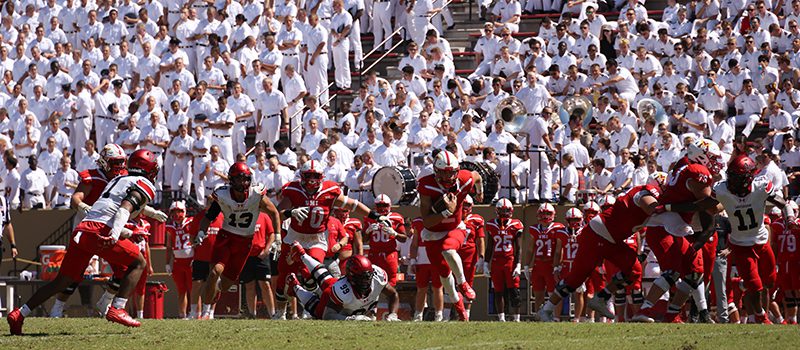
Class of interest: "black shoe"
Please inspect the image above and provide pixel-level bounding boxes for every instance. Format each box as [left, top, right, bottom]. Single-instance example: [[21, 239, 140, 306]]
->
[[698, 309, 715, 323], [527, 199, 541, 204], [446, 24, 456, 30]]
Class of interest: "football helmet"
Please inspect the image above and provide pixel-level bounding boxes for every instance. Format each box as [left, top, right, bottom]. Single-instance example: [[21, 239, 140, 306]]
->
[[726, 155, 756, 196], [648, 171, 668, 190], [538, 203, 555, 224], [583, 201, 600, 221], [433, 151, 459, 189], [375, 194, 392, 215], [565, 208, 583, 230], [228, 162, 253, 193], [97, 143, 127, 178], [333, 207, 349, 221], [597, 194, 616, 210], [299, 160, 324, 193], [768, 206, 782, 221], [345, 255, 374, 298], [687, 138, 724, 173], [496, 198, 513, 219], [462, 195, 474, 216], [169, 200, 186, 221], [127, 149, 159, 182]]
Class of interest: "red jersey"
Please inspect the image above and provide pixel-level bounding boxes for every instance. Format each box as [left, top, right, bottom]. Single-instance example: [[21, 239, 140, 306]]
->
[[486, 218, 524, 263], [554, 227, 581, 264], [417, 170, 475, 232], [191, 212, 223, 262], [327, 217, 347, 257], [167, 217, 194, 259], [463, 214, 486, 250], [529, 222, 567, 262], [78, 169, 109, 205], [249, 213, 274, 256], [598, 185, 661, 242], [772, 221, 800, 262], [283, 180, 342, 234], [660, 156, 713, 223], [341, 218, 362, 251], [364, 212, 405, 254]]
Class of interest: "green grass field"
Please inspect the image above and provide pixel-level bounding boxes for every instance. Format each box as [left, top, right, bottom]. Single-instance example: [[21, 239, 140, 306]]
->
[[2, 319, 800, 349]]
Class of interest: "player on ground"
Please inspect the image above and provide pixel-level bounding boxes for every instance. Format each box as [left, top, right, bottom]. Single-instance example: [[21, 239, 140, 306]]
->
[[274, 160, 392, 319], [410, 216, 445, 321], [364, 194, 407, 286], [539, 173, 667, 322], [8, 150, 160, 334], [485, 198, 524, 322], [662, 156, 795, 324], [286, 243, 400, 320], [633, 139, 723, 323], [772, 207, 800, 324], [552, 208, 585, 321], [417, 151, 483, 321], [526, 203, 566, 311], [460, 196, 485, 319], [195, 162, 282, 319], [165, 201, 194, 319], [333, 207, 363, 271]]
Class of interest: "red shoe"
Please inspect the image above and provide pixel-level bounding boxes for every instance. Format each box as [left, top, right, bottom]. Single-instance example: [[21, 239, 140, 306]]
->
[[289, 242, 306, 264], [631, 307, 658, 323], [459, 282, 476, 300], [754, 314, 773, 324], [106, 306, 141, 327], [286, 273, 300, 298], [663, 312, 684, 324], [788, 320, 798, 325], [453, 296, 469, 322], [7, 308, 24, 335]]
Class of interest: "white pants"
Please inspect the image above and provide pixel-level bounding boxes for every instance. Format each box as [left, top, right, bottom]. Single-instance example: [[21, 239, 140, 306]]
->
[[22, 193, 45, 209], [232, 122, 249, 156], [349, 20, 363, 69], [280, 54, 300, 72], [94, 118, 116, 149], [373, 2, 394, 51], [171, 157, 193, 195], [53, 192, 71, 208], [528, 150, 552, 201], [257, 115, 282, 152], [331, 38, 351, 89], [469, 61, 494, 80], [305, 53, 330, 106], [728, 114, 760, 138], [211, 135, 234, 163], [71, 119, 92, 160], [288, 104, 303, 149], [164, 152, 176, 187], [432, 0, 454, 32], [410, 15, 432, 46], [193, 159, 208, 206]]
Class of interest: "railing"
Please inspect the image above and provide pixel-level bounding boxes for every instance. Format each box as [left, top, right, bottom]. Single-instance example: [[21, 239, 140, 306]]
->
[[360, 27, 407, 80], [17, 213, 76, 274]]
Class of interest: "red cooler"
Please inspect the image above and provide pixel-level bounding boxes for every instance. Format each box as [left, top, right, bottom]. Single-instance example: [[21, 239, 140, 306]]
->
[[144, 281, 169, 319], [145, 217, 166, 247]]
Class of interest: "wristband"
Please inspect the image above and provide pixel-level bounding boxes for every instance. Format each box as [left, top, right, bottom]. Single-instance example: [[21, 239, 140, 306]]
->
[[282, 209, 293, 218], [368, 210, 381, 220], [10, 243, 16, 248], [441, 208, 453, 217]]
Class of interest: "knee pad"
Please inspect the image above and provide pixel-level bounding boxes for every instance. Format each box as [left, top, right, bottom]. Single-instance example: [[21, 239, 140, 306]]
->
[[275, 289, 288, 302], [63, 282, 80, 295], [509, 288, 521, 308], [684, 272, 704, 289], [107, 277, 122, 292], [554, 280, 575, 299], [661, 270, 681, 287], [611, 271, 631, 288], [631, 290, 644, 305], [614, 290, 627, 305]]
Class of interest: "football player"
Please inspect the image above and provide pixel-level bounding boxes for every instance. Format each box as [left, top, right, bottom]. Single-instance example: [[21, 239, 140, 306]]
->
[[539, 173, 666, 322], [364, 194, 407, 286], [633, 139, 723, 323], [165, 201, 194, 319], [275, 160, 391, 319], [410, 217, 445, 321], [333, 207, 363, 271], [553, 208, 584, 321], [286, 243, 400, 320], [8, 150, 160, 334], [194, 162, 281, 320], [460, 196, 485, 319], [417, 151, 484, 321], [661, 156, 795, 324], [485, 199, 524, 322], [526, 203, 566, 311], [772, 206, 800, 324]]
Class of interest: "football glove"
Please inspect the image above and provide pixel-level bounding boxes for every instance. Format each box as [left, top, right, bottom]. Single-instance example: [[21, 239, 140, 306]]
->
[[512, 263, 521, 277], [194, 230, 208, 246], [483, 261, 491, 277], [143, 206, 168, 223], [290, 207, 310, 222], [165, 264, 172, 275]]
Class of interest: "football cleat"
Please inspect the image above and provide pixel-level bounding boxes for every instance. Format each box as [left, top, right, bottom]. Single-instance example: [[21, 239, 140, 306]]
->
[[286, 273, 300, 298], [50, 302, 64, 318], [663, 312, 684, 324], [697, 309, 715, 324], [7, 308, 24, 335], [289, 242, 306, 264], [587, 296, 615, 319], [459, 282, 476, 300], [538, 307, 555, 322], [453, 296, 469, 322], [631, 307, 657, 323], [754, 313, 772, 324], [106, 307, 141, 327]]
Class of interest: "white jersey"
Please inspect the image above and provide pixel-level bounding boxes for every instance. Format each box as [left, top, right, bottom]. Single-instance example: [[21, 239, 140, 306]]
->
[[212, 184, 266, 237], [330, 265, 388, 316], [712, 176, 774, 246], [84, 175, 156, 225]]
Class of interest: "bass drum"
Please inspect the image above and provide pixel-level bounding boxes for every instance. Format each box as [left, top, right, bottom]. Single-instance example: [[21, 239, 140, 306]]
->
[[459, 161, 498, 204], [372, 166, 418, 205]]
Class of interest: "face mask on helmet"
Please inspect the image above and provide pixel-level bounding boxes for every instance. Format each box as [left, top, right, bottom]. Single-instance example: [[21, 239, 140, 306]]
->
[[538, 209, 554, 224], [583, 209, 598, 220], [350, 271, 373, 298], [497, 206, 513, 219], [333, 208, 349, 221], [435, 169, 458, 189], [462, 202, 473, 215], [301, 172, 323, 192], [105, 158, 127, 177], [376, 203, 391, 215], [170, 210, 185, 222], [230, 174, 252, 192], [726, 171, 753, 196], [567, 218, 582, 229]]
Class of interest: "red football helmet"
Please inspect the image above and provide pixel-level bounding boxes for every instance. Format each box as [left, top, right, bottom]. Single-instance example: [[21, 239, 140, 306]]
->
[[565, 208, 583, 230], [375, 194, 392, 215], [433, 151, 459, 189], [583, 201, 600, 221], [462, 195, 474, 216], [496, 198, 513, 219], [345, 255, 374, 298], [228, 162, 253, 193], [333, 207, 349, 221], [538, 203, 555, 224], [97, 144, 127, 178], [127, 149, 159, 181], [300, 160, 324, 193], [726, 155, 757, 196]]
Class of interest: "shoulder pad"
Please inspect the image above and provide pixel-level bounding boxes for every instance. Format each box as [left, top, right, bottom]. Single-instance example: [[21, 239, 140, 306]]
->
[[373, 265, 389, 287], [252, 183, 268, 195]]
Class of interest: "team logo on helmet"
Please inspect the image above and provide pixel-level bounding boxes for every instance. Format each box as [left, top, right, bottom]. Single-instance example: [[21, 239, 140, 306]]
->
[[127, 149, 159, 182], [687, 138, 724, 173]]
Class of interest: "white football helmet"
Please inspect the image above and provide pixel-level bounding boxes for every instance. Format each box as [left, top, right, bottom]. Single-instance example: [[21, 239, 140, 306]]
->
[[375, 194, 392, 215], [687, 139, 724, 173], [597, 194, 616, 209], [300, 160, 324, 193], [648, 171, 668, 189], [433, 151, 460, 188], [496, 198, 513, 218], [97, 143, 127, 178], [538, 203, 555, 224], [169, 200, 186, 212], [565, 208, 583, 229]]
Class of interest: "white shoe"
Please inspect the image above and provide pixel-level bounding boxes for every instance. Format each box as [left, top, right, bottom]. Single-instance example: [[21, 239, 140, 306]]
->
[[587, 296, 615, 319], [413, 313, 423, 322], [538, 308, 555, 322], [50, 302, 64, 318]]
